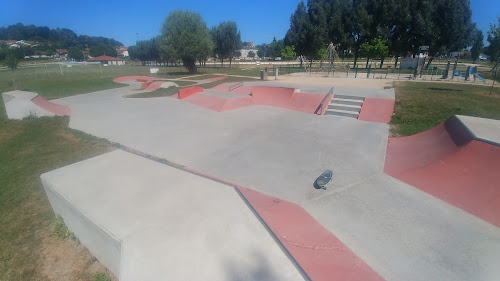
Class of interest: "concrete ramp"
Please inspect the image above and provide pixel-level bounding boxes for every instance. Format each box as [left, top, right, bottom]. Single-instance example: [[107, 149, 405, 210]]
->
[[41, 150, 305, 281], [2, 90, 70, 119], [180, 86, 325, 114], [385, 115, 500, 227]]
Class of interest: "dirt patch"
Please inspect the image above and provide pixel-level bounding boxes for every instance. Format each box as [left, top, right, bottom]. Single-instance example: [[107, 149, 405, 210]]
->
[[36, 235, 116, 281]]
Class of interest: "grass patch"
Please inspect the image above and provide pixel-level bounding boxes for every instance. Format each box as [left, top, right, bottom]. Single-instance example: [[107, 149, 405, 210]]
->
[[0, 93, 115, 279], [391, 81, 500, 136], [94, 272, 112, 281], [0, 65, 195, 99]]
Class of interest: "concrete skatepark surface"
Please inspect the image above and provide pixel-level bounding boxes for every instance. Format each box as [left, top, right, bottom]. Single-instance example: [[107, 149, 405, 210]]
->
[[38, 76, 500, 280], [2, 90, 71, 119]]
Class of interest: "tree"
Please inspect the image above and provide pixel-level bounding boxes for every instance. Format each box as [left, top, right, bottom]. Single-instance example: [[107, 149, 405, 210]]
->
[[257, 44, 268, 58], [5, 52, 19, 70], [67, 46, 83, 61], [129, 38, 161, 65], [213, 21, 241, 66], [487, 17, 500, 61], [470, 30, 484, 62], [89, 44, 117, 57], [161, 10, 213, 73], [247, 51, 255, 58], [281, 45, 296, 60], [285, 1, 314, 61], [360, 37, 388, 68]]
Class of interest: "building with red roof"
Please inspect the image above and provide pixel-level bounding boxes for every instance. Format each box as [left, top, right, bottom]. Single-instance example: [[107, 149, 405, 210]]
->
[[88, 55, 125, 65]]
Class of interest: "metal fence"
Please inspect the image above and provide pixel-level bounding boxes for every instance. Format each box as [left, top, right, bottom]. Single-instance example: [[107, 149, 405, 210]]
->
[[276, 62, 498, 85]]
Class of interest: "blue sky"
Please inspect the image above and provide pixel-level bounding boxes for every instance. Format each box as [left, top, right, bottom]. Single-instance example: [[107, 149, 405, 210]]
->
[[0, 0, 497, 47]]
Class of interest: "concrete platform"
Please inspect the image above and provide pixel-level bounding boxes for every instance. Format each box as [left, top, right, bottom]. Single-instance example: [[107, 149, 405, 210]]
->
[[456, 114, 500, 145], [2, 90, 71, 119], [41, 150, 304, 281], [3, 90, 55, 119]]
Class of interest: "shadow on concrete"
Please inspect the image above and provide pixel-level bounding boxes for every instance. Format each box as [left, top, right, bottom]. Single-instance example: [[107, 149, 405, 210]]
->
[[224, 250, 283, 281]]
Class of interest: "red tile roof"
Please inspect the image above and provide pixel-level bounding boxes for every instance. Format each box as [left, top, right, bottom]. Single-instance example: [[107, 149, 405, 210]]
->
[[88, 55, 123, 61]]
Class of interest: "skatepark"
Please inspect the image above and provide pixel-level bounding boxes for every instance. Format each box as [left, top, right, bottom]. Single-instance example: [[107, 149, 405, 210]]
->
[[3, 76, 500, 281]]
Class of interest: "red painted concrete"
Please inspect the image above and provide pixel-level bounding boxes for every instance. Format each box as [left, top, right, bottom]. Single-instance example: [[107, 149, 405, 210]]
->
[[181, 87, 325, 114], [211, 83, 252, 95], [31, 95, 71, 116], [238, 187, 385, 281], [183, 93, 253, 111], [204, 76, 227, 82], [385, 123, 500, 227], [143, 81, 165, 92], [358, 97, 395, 123], [178, 87, 204, 100], [182, 167, 384, 281], [252, 87, 325, 114], [113, 76, 167, 92]]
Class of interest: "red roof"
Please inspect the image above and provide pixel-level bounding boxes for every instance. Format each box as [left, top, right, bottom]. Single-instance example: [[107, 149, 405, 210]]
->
[[88, 55, 123, 61]]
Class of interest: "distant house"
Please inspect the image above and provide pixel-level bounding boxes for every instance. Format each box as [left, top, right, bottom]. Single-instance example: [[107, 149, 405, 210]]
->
[[55, 49, 68, 59], [116, 46, 129, 58], [240, 42, 258, 58], [88, 55, 125, 65]]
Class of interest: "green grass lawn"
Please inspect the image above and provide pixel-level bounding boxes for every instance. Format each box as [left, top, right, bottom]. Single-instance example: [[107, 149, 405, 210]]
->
[[0, 81, 116, 280], [391, 81, 500, 136], [0, 64, 196, 98]]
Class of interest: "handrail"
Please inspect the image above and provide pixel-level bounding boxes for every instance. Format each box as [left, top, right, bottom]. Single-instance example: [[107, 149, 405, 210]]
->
[[228, 81, 244, 92], [315, 87, 334, 115]]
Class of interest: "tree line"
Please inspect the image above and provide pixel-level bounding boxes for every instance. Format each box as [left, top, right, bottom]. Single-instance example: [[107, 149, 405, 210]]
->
[[0, 23, 124, 63], [129, 11, 242, 73], [283, 0, 484, 66], [0, 23, 123, 50]]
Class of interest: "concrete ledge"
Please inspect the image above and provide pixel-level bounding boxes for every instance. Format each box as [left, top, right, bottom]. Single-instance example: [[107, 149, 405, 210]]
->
[[40, 150, 304, 281], [42, 183, 121, 275]]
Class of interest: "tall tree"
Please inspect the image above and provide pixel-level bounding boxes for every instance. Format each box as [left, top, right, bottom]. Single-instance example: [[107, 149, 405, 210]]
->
[[213, 21, 241, 66], [487, 17, 500, 61], [67, 46, 84, 61], [349, 0, 373, 65], [285, 1, 315, 60], [5, 52, 19, 70], [470, 30, 484, 62], [89, 44, 117, 57], [160, 10, 213, 73], [308, 0, 331, 55]]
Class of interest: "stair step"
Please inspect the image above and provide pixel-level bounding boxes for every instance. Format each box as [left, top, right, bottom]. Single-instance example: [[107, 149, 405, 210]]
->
[[329, 102, 362, 109], [333, 94, 365, 101], [330, 99, 363, 106], [327, 105, 361, 113], [324, 110, 359, 118]]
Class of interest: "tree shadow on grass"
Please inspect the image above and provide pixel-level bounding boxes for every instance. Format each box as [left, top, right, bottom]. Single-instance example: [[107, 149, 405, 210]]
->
[[427, 87, 463, 92]]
